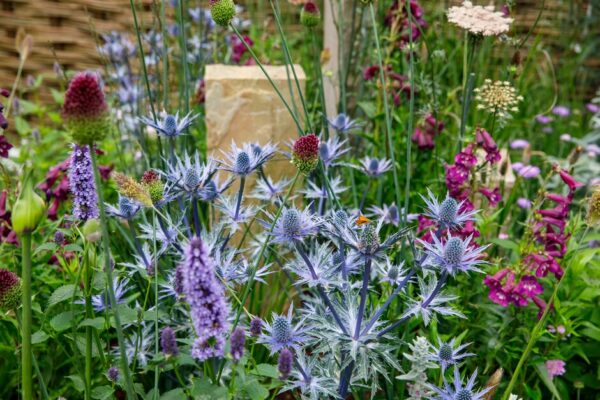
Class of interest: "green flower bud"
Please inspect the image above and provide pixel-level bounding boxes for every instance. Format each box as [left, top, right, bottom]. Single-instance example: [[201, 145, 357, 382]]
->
[[210, 0, 236, 28], [300, 2, 321, 28], [82, 218, 102, 243], [13, 173, 46, 236]]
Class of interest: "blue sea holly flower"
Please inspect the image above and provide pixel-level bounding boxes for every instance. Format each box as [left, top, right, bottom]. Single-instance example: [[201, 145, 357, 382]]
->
[[259, 306, 308, 354], [401, 276, 464, 326], [106, 195, 142, 220], [250, 176, 290, 203], [420, 234, 488, 276], [266, 206, 320, 244], [163, 154, 230, 202], [377, 258, 408, 286], [288, 242, 339, 287], [90, 277, 129, 312], [431, 338, 474, 372], [300, 176, 347, 201], [358, 157, 393, 178], [218, 142, 276, 176], [327, 113, 360, 133], [319, 136, 349, 169], [429, 368, 491, 400], [140, 111, 198, 138], [368, 203, 401, 226], [215, 195, 259, 233], [284, 354, 338, 399], [421, 189, 478, 229]]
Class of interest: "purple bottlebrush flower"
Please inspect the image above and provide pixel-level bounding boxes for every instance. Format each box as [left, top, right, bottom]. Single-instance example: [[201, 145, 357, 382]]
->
[[278, 348, 294, 379], [259, 306, 308, 354], [535, 114, 553, 124], [230, 327, 246, 361], [249, 317, 263, 337], [266, 206, 320, 244], [69, 145, 99, 221], [431, 338, 474, 372], [510, 139, 529, 149], [160, 326, 179, 357], [429, 368, 491, 400], [107, 366, 119, 382], [420, 234, 488, 276], [517, 197, 532, 209], [181, 237, 230, 361], [546, 359, 566, 379], [139, 111, 198, 138], [552, 106, 570, 117], [421, 189, 477, 229], [357, 157, 393, 178]]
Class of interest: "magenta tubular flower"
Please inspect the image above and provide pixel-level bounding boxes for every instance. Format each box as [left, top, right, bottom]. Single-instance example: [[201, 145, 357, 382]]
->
[[62, 72, 109, 144], [479, 187, 501, 207], [0, 88, 9, 130], [69, 145, 99, 221], [181, 237, 229, 361], [558, 170, 583, 191], [454, 144, 477, 169], [411, 114, 444, 150], [515, 275, 543, 298]]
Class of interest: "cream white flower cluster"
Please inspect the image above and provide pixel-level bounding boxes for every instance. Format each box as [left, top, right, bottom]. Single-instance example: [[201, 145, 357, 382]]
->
[[474, 79, 524, 118], [447, 1, 513, 36]]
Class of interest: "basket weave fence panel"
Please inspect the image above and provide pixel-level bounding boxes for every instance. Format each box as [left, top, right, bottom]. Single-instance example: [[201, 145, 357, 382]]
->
[[0, 0, 597, 102]]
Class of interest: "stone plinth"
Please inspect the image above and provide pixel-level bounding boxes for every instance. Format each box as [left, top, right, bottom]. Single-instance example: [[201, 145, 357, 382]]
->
[[205, 64, 305, 182]]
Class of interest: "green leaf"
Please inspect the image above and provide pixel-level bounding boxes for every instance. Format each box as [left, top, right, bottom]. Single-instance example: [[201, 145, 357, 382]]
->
[[160, 388, 185, 400], [357, 101, 377, 119], [534, 363, 562, 400], [14, 116, 31, 135], [67, 374, 85, 392], [192, 377, 229, 399], [50, 88, 64, 105], [243, 378, 269, 400], [251, 364, 279, 379], [33, 242, 58, 256], [580, 321, 600, 341], [91, 385, 114, 400], [64, 244, 83, 253], [489, 238, 519, 251], [48, 284, 79, 308], [50, 311, 75, 332], [79, 317, 105, 330], [31, 330, 49, 344]]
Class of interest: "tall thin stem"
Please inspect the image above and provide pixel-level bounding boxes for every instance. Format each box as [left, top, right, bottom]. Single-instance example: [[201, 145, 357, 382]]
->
[[89, 147, 137, 400], [369, 4, 402, 218], [21, 233, 33, 400], [84, 247, 93, 400], [403, 0, 416, 226], [354, 259, 371, 339]]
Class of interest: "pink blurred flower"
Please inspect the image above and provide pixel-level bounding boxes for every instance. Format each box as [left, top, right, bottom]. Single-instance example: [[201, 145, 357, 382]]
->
[[545, 360, 566, 379]]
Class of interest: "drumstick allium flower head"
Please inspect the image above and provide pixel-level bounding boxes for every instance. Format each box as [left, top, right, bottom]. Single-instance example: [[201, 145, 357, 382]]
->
[[292, 134, 320, 175], [0, 269, 22, 311], [301, 2, 321, 28], [62, 72, 109, 144], [210, 0, 236, 27]]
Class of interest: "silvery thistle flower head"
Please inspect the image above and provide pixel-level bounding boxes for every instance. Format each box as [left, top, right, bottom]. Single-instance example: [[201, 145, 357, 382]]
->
[[140, 111, 198, 138], [358, 157, 393, 178], [215, 195, 259, 233], [266, 206, 320, 244], [319, 136, 349, 169], [327, 113, 360, 133], [215, 251, 271, 285], [368, 203, 401, 226], [430, 338, 474, 372], [429, 367, 491, 400], [250, 175, 290, 203], [400, 276, 464, 326], [106, 195, 142, 220], [181, 237, 230, 361], [377, 258, 408, 286], [421, 189, 477, 229], [288, 242, 339, 287], [300, 176, 347, 201], [283, 353, 338, 400], [138, 216, 180, 255], [90, 277, 129, 312], [121, 243, 154, 277], [218, 141, 276, 176], [258, 305, 308, 354], [69, 144, 99, 221], [420, 234, 488, 276], [119, 323, 153, 366]]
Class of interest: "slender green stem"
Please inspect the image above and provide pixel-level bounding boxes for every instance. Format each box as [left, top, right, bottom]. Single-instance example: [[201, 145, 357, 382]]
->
[[270, 0, 312, 132], [230, 23, 304, 135], [90, 147, 137, 400], [369, 4, 402, 217], [15, 314, 48, 400], [84, 248, 93, 400], [310, 29, 329, 135], [152, 212, 159, 400], [21, 233, 33, 400]]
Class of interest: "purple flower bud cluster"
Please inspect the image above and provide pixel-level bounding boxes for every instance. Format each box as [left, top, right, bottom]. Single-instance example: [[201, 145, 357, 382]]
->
[[230, 327, 246, 361], [181, 237, 229, 361], [68, 145, 99, 221], [278, 348, 293, 379], [160, 326, 179, 357]]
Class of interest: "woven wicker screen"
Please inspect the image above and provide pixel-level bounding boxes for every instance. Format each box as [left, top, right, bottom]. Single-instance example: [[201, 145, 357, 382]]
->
[[0, 0, 597, 102]]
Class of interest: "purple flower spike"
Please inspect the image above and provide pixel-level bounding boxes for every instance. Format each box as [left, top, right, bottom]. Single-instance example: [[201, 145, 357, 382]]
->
[[160, 327, 179, 357], [69, 145, 99, 221], [230, 327, 246, 362], [181, 237, 229, 361]]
